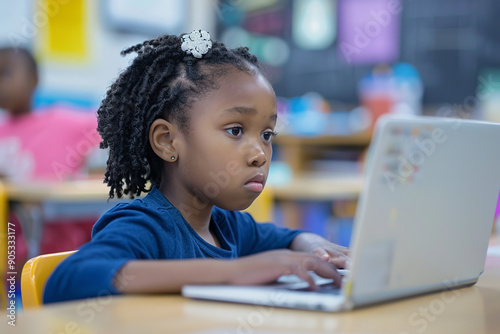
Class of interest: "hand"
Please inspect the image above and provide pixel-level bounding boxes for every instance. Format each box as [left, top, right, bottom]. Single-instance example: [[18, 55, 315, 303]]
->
[[290, 233, 350, 269], [228, 249, 343, 289]]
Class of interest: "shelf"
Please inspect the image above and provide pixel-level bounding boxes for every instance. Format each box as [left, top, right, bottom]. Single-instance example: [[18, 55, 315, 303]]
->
[[274, 130, 372, 147], [273, 130, 372, 176], [271, 173, 363, 201]]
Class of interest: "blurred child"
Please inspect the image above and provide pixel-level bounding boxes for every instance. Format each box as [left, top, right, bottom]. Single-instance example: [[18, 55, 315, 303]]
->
[[0, 46, 101, 260], [44, 31, 349, 303], [0, 46, 100, 182]]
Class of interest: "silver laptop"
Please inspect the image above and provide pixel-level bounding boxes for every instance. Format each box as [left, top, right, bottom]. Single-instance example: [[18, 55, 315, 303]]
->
[[182, 115, 500, 311]]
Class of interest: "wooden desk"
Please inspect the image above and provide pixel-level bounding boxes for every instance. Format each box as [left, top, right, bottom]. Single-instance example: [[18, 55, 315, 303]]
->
[[4, 179, 110, 202], [4, 175, 363, 243], [6, 237, 500, 334], [4, 172, 364, 202], [4, 180, 116, 258]]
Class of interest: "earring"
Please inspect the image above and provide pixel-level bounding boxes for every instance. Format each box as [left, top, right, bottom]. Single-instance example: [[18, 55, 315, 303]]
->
[[170, 156, 176, 161]]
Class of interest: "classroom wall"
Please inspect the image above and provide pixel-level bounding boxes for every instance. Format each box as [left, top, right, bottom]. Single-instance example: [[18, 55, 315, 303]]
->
[[0, 0, 217, 111]]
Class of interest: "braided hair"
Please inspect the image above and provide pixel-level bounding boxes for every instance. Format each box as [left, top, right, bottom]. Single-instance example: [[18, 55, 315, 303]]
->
[[97, 33, 261, 199]]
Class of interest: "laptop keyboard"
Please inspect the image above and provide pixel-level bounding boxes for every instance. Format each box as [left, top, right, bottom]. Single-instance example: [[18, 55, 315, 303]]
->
[[289, 283, 341, 295], [274, 271, 345, 295]]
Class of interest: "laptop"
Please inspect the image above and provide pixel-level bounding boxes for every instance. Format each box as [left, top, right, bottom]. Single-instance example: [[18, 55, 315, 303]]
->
[[182, 115, 500, 311]]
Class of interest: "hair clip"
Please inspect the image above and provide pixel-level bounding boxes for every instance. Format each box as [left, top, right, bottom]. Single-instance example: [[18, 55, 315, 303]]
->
[[181, 30, 212, 58]]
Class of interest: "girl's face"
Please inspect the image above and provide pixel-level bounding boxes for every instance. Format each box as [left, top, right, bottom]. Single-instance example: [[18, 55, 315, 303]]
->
[[175, 68, 277, 211]]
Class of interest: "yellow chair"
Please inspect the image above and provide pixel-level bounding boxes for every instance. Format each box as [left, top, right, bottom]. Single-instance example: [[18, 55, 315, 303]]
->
[[244, 186, 274, 222], [21, 250, 75, 308], [0, 181, 7, 308]]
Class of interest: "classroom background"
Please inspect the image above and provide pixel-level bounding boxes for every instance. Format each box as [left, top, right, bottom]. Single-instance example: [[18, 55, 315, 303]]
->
[[1, 0, 500, 309]]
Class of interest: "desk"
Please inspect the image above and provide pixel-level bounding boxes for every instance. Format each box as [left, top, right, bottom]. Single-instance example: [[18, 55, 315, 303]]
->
[[6, 237, 500, 334], [4, 179, 110, 202], [5, 176, 363, 253], [4, 180, 116, 258]]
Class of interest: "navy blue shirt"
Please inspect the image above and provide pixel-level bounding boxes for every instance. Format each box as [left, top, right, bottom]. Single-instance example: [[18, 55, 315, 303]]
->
[[44, 187, 302, 304]]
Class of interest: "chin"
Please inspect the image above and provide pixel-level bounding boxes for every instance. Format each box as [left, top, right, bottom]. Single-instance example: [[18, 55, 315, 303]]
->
[[216, 196, 256, 212]]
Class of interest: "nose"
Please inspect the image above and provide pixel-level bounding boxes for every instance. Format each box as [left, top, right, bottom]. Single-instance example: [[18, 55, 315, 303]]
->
[[246, 141, 267, 167]]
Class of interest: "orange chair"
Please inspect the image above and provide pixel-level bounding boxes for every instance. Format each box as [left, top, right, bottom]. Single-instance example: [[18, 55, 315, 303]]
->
[[21, 250, 75, 308]]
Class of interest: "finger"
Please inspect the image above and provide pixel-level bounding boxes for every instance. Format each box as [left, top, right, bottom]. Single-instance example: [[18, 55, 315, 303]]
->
[[324, 245, 350, 257], [313, 248, 330, 261], [290, 262, 317, 290], [308, 259, 343, 288], [337, 246, 350, 256], [329, 255, 351, 269]]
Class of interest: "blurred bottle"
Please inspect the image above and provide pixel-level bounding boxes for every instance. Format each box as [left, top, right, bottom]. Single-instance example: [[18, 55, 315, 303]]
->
[[357, 64, 395, 129], [478, 69, 500, 123], [391, 62, 423, 116], [358, 63, 423, 128], [287, 92, 330, 136]]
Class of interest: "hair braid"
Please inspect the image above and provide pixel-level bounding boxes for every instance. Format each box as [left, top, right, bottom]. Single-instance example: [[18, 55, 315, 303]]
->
[[97, 32, 262, 199]]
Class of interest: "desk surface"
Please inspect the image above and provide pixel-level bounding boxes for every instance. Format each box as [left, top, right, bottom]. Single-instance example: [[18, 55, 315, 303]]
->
[[5, 174, 364, 203], [4, 179, 111, 202], [6, 237, 500, 334]]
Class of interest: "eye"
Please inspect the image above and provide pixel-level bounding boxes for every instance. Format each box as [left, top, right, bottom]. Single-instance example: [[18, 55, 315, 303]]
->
[[261, 131, 277, 142], [226, 127, 243, 137]]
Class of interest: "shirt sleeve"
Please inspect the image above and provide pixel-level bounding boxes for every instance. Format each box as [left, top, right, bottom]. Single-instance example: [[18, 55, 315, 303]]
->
[[43, 205, 163, 304], [222, 210, 304, 256]]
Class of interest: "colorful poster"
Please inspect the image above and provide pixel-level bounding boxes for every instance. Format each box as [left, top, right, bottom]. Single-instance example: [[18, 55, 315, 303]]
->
[[40, 0, 88, 60]]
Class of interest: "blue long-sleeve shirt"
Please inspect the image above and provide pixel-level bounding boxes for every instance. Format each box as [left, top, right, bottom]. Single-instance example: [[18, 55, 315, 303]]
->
[[43, 186, 302, 304]]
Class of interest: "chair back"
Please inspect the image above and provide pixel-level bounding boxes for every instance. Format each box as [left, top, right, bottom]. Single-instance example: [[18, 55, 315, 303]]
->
[[0, 181, 7, 308], [244, 187, 274, 222], [21, 250, 75, 308]]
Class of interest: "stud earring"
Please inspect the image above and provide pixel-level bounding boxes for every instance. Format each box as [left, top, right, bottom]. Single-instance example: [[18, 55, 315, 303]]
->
[[171, 156, 176, 161]]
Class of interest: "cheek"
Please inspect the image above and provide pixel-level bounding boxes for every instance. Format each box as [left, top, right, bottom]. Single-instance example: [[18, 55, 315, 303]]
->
[[181, 137, 228, 176], [267, 145, 273, 158], [198, 133, 235, 161]]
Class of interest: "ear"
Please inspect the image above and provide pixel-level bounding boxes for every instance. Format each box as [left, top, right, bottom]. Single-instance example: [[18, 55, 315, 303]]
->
[[149, 119, 181, 162]]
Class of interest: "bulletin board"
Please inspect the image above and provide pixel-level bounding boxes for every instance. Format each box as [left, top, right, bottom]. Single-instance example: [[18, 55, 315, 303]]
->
[[38, 0, 88, 61]]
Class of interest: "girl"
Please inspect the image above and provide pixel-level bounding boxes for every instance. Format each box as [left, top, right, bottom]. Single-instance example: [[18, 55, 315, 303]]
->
[[44, 31, 349, 303]]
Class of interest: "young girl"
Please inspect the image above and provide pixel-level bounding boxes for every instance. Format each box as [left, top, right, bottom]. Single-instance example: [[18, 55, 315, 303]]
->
[[44, 31, 349, 304]]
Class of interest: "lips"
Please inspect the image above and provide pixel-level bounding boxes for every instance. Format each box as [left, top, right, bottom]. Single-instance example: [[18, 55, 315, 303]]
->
[[244, 174, 265, 193], [245, 174, 265, 184]]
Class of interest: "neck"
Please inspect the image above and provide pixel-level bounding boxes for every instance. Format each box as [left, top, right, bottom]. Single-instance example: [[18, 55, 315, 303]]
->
[[158, 181, 214, 235], [8, 104, 32, 118]]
